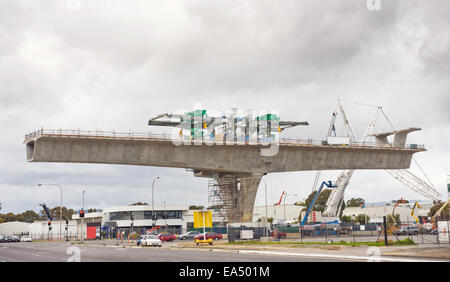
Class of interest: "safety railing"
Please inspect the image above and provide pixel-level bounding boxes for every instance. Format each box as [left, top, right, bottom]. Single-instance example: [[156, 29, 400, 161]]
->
[[24, 128, 425, 150]]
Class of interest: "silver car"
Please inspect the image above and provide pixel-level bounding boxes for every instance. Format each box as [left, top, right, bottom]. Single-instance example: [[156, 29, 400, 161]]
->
[[141, 235, 162, 247]]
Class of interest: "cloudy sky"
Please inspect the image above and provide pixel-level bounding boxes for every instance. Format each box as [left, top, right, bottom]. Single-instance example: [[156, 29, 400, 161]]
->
[[1, 0, 449, 215]]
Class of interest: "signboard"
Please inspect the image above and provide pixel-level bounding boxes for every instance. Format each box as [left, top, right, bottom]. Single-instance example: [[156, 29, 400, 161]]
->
[[447, 182, 450, 198], [326, 136, 350, 145], [240, 230, 254, 240], [438, 221, 449, 243], [193, 211, 212, 228]]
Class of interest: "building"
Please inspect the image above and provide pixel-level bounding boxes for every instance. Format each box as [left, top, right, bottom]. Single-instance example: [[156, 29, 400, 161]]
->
[[0, 221, 30, 235], [70, 205, 218, 238], [341, 202, 435, 223], [253, 204, 304, 224]]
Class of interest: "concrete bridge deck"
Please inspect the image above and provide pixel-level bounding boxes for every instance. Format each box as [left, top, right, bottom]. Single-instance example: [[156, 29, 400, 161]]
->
[[24, 128, 425, 223], [24, 129, 424, 174]]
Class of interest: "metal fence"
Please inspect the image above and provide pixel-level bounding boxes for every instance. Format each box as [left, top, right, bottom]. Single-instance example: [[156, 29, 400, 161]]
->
[[252, 220, 450, 245]]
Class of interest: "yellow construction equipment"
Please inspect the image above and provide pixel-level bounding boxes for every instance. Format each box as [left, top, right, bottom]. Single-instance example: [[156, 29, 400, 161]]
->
[[411, 202, 422, 224]]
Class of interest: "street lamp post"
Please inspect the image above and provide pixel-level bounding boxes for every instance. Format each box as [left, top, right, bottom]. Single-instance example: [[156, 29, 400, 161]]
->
[[81, 190, 85, 242], [37, 183, 63, 242], [163, 200, 167, 231], [151, 177, 160, 228], [260, 178, 268, 238]]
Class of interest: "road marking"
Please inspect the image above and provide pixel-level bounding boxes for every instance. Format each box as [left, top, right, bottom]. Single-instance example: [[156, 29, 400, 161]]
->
[[238, 250, 443, 262]]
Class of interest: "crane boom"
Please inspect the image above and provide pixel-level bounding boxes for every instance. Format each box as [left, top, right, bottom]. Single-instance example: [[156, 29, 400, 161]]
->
[[323, 102, 382, 217]]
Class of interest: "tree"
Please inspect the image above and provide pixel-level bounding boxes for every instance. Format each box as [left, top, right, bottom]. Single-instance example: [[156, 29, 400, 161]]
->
[[303, 189, 332, 213], [428, 202, 450, 220], [340, 215, 352, 223], [257, 217, 274, 223], [354, 214, 370, 225], [130, 202, 148, 206], [346, 198, 365, 208], [18, 210, 41, 223], [189, 205, 204, 210], [40, 206, 75, 221]]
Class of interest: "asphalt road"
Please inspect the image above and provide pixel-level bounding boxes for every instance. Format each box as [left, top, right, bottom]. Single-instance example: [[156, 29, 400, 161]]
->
[[0, 241, 446, 262], [0, 241, 354, 262]]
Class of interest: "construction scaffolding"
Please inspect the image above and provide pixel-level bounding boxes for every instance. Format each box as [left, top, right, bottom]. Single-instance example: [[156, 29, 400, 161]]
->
[[208, 175, 240, 225]]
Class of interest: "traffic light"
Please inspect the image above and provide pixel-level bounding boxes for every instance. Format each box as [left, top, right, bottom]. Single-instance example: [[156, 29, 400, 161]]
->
[[48, 221, 52, 231], [79, 210, 85, 218]]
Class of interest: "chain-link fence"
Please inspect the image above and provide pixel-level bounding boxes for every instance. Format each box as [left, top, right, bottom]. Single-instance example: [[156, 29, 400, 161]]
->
[[229, 220, 450, 245]]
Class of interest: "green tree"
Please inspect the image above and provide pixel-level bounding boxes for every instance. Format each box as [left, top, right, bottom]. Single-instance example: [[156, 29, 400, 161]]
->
[[189, 205, 204, 210], [340, 215, 352, 223], [428, 202, 450, 220], [346, 198, 365, 208], [41, 206, 75, 221], [354, 214, 370, 225], [257, 217, 273, 223], [130, 202, 148, 206], [19, 210, 41, 223], [302, 189, 332, 213]]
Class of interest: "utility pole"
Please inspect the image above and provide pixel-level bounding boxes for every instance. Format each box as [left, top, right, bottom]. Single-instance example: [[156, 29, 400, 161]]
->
[[261, 178, 268, 238], [81, 190, 85, 242], [383, 216, 389, 246], [163, 201, 167, 231], [152, 177, 160, 228]]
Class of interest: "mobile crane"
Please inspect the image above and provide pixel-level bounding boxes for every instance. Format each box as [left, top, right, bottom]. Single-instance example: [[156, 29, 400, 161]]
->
[[301, 181, 337, 226]]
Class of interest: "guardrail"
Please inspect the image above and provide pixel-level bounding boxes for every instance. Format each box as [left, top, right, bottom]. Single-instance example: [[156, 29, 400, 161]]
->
[[24, 128, 425, 150]]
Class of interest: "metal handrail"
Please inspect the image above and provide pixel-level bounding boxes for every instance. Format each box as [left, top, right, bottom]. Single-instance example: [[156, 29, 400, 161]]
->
[[24, 128, 425, 150]]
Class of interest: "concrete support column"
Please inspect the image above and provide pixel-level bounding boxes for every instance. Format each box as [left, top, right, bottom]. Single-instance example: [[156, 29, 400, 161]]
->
[[238, 174, 262, 222], [215, 173, 262, 223]]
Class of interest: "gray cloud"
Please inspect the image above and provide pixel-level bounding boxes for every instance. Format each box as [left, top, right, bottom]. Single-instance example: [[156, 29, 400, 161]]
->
[[1, 0, 450, 213]]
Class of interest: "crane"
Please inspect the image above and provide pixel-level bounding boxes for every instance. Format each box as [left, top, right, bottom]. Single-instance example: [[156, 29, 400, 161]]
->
[[322, 100, 380, 217], [275, 191, 286, 206], [322, 100, 442, 219], [311, 111, 337, 192], [301, 181, 337, 226], [411, 202, 422, 224]]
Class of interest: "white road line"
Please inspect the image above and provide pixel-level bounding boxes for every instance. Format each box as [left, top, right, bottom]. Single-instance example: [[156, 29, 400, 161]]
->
[[238, 250, 442, 262]]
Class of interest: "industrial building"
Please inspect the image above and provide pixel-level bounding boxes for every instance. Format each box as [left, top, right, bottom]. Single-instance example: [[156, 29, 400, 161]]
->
[[69, 205, 221, 239], [0, 221, 30, 236], [341, 202, 435, 223]]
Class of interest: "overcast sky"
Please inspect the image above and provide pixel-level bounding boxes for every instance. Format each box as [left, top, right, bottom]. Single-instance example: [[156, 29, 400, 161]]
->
[[1, 0, 449, 215]]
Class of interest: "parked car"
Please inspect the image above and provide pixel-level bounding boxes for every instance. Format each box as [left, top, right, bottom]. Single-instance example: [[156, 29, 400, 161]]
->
[[178, 231, 201, 240], [137, 235, 150, 246], [0, 235, 6, 243], [157, 232, 177, 242], [20, 236, 32, 242], [194, 232, 223, 241], [5, 235, 20, 242], [269, 230, 287, 239], [395, 226, 419, 236], [141, 235, 162, 247]]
